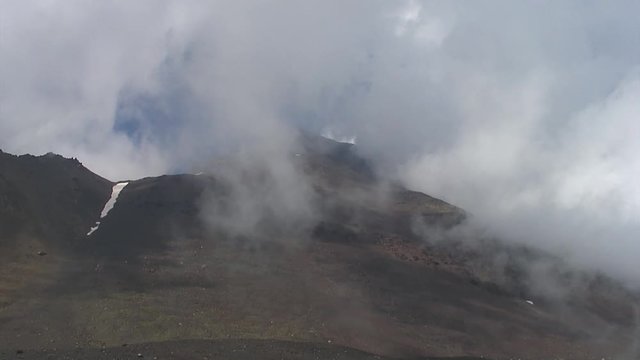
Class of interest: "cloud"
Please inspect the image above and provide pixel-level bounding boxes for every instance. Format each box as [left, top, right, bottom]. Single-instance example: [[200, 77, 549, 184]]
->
[[1, 1, 639, 285], [0, 0, 207, 179]]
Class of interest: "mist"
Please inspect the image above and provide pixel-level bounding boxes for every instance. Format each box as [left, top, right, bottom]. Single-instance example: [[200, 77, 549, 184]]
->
[[1, 1, 639, 288]]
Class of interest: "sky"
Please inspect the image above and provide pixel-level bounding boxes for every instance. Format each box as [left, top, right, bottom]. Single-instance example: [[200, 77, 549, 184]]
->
[[1, 1, 639, 286]]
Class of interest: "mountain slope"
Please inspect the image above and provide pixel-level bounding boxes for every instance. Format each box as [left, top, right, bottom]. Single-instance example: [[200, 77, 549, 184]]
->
[[0, 142, 637, 360], [0, 150, 113, 313], [0, 150, 112, 247]]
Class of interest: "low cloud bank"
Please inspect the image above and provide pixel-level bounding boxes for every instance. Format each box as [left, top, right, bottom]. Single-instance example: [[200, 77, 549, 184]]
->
[[1, 1, 639, 287]]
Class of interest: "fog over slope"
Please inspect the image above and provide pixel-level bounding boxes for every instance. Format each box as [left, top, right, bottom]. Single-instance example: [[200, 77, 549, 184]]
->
[[1, 1, 639, 286]]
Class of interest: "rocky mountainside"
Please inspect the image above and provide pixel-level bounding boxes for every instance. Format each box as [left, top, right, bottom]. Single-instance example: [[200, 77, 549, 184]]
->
[[0, 151, 112, 247], [0, 141, 637, 360]]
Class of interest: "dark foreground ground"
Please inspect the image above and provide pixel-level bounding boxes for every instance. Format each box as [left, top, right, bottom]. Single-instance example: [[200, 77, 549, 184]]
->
[[2, 339, 484, 360]]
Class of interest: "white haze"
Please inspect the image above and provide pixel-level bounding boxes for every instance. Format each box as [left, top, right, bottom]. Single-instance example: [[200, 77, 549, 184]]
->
[[1, 1, 639, 286]]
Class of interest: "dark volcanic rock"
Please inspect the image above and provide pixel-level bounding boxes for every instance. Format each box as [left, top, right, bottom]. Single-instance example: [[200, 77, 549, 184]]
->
[[0, 151, 112, 249]]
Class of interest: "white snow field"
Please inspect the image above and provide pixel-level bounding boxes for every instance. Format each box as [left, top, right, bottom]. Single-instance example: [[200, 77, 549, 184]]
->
[[87, 182, 129, 236]]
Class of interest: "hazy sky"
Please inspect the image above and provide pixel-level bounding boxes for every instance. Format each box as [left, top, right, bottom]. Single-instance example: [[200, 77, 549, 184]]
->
[[1, 1, 639, 285]]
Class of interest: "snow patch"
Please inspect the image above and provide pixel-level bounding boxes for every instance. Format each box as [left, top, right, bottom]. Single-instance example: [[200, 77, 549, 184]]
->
[[321, 128, 357, 145], [525, 300, 534, 305], [87, 182, 129, 236]]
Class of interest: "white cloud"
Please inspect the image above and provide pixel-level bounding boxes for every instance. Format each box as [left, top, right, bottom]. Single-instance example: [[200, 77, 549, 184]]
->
[[1, 1, 639, 285]]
